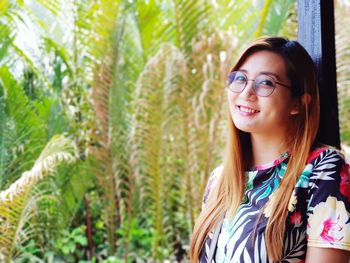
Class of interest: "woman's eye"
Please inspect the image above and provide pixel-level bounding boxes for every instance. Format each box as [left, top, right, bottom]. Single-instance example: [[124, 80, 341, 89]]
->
[[235, 76, 246, 82], [259, 79, 274, 87]]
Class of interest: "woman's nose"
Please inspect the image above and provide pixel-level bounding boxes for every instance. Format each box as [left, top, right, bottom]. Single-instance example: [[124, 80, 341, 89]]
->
[[240, 80, 257, 100]]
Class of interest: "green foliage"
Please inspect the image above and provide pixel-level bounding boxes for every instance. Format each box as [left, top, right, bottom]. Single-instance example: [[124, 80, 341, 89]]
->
[[116, 218, 153, 261], [262, 0, 295, 36], [0, 66, 46, 188], [0, 135, 78, 261], [54, 226, 87, 257]]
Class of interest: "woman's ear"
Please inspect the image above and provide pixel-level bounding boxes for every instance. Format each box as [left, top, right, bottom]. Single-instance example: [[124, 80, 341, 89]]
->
[[290, 93, 311, 115]]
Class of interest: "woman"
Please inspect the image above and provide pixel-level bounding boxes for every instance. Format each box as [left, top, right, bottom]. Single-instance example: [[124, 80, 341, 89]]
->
[[189, 37, 350, 262]]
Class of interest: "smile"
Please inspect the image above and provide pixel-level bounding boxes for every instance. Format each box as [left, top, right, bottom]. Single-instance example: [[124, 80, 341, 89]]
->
[[237, 105, 260, 114]]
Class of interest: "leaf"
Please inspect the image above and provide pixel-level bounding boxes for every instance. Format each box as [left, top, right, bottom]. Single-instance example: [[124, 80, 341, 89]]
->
[[0, 134, 78, 261]]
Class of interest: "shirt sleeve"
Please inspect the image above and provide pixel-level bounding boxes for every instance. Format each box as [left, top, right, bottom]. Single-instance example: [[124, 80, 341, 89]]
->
[[202, 165, 223, 211], [306, 148, 350, 251]]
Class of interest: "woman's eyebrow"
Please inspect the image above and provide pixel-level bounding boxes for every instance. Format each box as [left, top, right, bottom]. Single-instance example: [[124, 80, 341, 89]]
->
[[259, 71, 279, 78], [239, 69, 279, 79]]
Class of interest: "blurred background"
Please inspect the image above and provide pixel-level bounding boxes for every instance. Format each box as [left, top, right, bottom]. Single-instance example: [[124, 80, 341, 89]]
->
[[0, 0, 349, 262]]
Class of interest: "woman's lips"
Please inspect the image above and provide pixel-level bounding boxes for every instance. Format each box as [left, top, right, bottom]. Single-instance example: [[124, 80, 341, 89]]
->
[[236, 105, 260, 116]]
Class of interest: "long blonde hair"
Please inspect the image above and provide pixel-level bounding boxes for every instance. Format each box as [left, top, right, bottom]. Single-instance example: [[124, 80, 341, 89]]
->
[[190, 37, 320, 262]]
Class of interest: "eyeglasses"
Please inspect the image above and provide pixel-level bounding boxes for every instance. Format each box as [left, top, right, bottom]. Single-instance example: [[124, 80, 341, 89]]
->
[[227, 71, 291, 97]]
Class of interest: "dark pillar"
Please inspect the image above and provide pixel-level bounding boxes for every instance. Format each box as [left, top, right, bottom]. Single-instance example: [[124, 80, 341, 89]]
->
[[297, 0, 340, 148]]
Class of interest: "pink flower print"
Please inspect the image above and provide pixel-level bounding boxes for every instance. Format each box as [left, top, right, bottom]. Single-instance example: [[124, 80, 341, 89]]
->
[[307, 196, 350, 245], [320, 215, 343, 242], [340, 163, 350, 202], [290, 211, 302, 226]]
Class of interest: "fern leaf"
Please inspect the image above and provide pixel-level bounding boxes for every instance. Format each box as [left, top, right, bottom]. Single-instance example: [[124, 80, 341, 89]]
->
[[0, 135, 77, 261]]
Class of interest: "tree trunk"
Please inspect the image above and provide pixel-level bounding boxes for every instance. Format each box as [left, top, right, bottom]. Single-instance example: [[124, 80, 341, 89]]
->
[[85, 194, 94, 259]]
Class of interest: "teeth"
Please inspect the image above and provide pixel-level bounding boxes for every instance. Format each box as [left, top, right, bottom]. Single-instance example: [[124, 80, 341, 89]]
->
[[239, 106, 259, 113]]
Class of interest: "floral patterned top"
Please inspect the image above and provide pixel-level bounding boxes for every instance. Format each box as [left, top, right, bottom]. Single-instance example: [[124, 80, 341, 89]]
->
[[199, 147, 350, 263]]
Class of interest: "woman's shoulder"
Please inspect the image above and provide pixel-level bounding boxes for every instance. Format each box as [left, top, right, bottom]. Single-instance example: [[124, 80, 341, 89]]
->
[[306, 145, 346, 165], [304, 145, 349, 191], [296, 146, 348, 190], [209, 165, 224, 181], [202, 165, 224, 209]]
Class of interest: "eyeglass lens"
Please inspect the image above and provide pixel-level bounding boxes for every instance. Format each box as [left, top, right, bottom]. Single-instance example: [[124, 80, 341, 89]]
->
[[228, 71, 276, 97]]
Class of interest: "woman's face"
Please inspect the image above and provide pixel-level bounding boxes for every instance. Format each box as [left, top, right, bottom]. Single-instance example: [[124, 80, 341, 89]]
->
[[227, 50, 298, 138]]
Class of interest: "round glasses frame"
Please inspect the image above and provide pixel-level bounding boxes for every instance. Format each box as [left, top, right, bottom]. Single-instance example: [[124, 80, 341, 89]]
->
[[227, 70, 291, 97]]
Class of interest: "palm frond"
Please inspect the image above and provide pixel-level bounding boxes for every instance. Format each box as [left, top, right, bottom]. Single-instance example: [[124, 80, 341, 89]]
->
[[0, 66, 47, 188], [279, 1, 297, 39], [0, 134, 77, 261], [0, 23, 14, 64], [132, 43, 187, 259], [255, 0, 272, 37], [34, 0, 61, 16], [0, 2, 56, 90], [85, 0, 127, 255], [209, 1, 259, 42], [262, 0, 295, 36], [0, 96, 7, 188], [147, 0, 210, 54], [186, 29, 238, 222]]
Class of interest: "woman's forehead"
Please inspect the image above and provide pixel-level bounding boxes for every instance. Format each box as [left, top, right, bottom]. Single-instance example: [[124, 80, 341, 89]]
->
[[239, 50, 288, 77]]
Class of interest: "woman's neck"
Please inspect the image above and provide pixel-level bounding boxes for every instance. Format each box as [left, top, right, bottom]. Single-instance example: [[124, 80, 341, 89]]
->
[[250, 133, 290, 166]]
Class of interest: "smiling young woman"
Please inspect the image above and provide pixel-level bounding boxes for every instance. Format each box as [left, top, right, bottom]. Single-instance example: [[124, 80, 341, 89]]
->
[[189, 37, 350, 263]]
